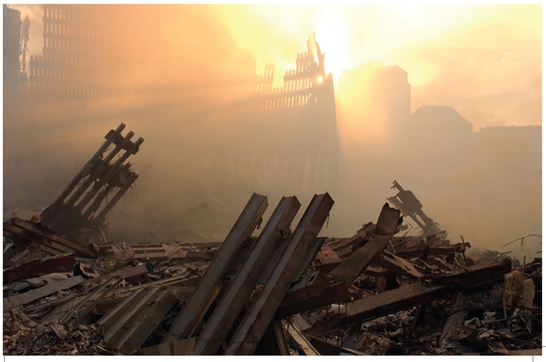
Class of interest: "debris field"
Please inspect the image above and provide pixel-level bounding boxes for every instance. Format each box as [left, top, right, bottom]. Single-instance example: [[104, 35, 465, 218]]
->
[[3, 124, 542, 355]]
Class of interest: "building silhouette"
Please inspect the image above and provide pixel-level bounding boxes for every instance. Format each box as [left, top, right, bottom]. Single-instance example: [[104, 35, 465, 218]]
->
[[28, 4, 106, 110], [226, 34, 339, 194], [3, 5, 25, 104], [336, 61, 411, 141]]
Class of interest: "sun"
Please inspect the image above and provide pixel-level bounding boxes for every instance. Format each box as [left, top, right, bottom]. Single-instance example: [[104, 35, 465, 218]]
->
[[315, 17, 352, 88]]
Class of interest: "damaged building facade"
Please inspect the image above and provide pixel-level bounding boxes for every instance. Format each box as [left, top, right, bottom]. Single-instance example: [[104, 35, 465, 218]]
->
[[223, 34, 339, 195], [28, 5, 106, 110]]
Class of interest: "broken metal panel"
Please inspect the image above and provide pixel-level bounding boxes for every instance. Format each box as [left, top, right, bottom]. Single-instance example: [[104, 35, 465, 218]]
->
[[39, 123, 143, 243], [194, 196, 300, 355], [3, 253, 76, 284], [225, 192, 334, 355], [162, 193, 268, 343], [329, 203, 401, 286]]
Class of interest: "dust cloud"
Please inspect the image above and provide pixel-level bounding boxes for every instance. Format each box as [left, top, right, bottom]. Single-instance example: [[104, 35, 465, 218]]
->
[[3, 4, 541, 262]]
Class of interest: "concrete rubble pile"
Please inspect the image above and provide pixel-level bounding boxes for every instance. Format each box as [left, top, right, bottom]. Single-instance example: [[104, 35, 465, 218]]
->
[[3, 125, 542, 356]]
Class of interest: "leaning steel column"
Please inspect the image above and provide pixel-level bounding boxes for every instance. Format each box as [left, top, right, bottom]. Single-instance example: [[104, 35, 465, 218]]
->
[[194, 196, 301, 355], [162, 193, 268, 343], [225, 192, 334, 355]]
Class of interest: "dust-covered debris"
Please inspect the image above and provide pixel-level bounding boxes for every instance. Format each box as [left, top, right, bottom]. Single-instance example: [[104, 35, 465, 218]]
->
[[3, 134, 541, 357]]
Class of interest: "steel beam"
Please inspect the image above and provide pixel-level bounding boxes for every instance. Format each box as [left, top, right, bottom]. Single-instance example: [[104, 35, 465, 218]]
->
[[302, 283, 447, 336], [225, 193, 334, 355], [162, 193, 268, 343], [11, 218, 96, 257], [194, 196, 300, 355], [3, 253, 75, 284]]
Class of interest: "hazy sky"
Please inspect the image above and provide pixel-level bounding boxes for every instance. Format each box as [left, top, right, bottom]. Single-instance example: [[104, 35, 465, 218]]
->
[[4, 3, 541, 260], [10, 3, 542, 132]]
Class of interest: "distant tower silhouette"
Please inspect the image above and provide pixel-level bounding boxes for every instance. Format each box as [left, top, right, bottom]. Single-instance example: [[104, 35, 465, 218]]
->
[[29, 5, 106, 110], [232, 34, 338, 193], [3, 5, 26, 102]]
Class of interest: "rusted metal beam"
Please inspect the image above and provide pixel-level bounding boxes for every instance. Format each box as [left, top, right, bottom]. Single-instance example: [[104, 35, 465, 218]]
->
[[93, 169, 140, 223], [194, 196, 300, 355], [303, 283, 447, 336], [4, 222, 71, 255], [329, 203, 401, 286], [424, 257, 512, 288], [11, 218, 96, 257], [3, 253, 76, 284], [70, 131, 137, 212], [162, 193, 268, 343], [3, 275, 84, 310], [40, 123, 126, 222], [306, 258, 513, 336], [225, 193, 334, 355]]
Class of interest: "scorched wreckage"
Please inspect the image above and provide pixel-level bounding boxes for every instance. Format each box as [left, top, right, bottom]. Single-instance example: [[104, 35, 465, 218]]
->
[[3, 123, 542, 356]]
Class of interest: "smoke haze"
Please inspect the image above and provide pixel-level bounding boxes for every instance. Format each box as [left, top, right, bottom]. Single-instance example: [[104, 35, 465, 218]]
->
[[4, 4, 541, 261]]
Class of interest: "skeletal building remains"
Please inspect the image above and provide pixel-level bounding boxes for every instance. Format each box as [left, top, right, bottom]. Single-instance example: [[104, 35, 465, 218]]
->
[[39, 124, 143, 244], [226, 34, 338, 194], [28, 4, 106, 110]]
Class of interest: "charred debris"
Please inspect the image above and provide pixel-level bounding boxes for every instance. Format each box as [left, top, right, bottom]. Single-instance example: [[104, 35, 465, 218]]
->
[[3, 124, 542, 356]]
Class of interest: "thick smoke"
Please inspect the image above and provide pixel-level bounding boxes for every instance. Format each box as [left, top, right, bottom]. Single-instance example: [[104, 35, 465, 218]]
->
[[3, 4, 541, 261]]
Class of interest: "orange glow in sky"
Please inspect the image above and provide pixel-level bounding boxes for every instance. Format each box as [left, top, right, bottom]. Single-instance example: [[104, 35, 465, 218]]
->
[[8, 3, 541, 130]]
